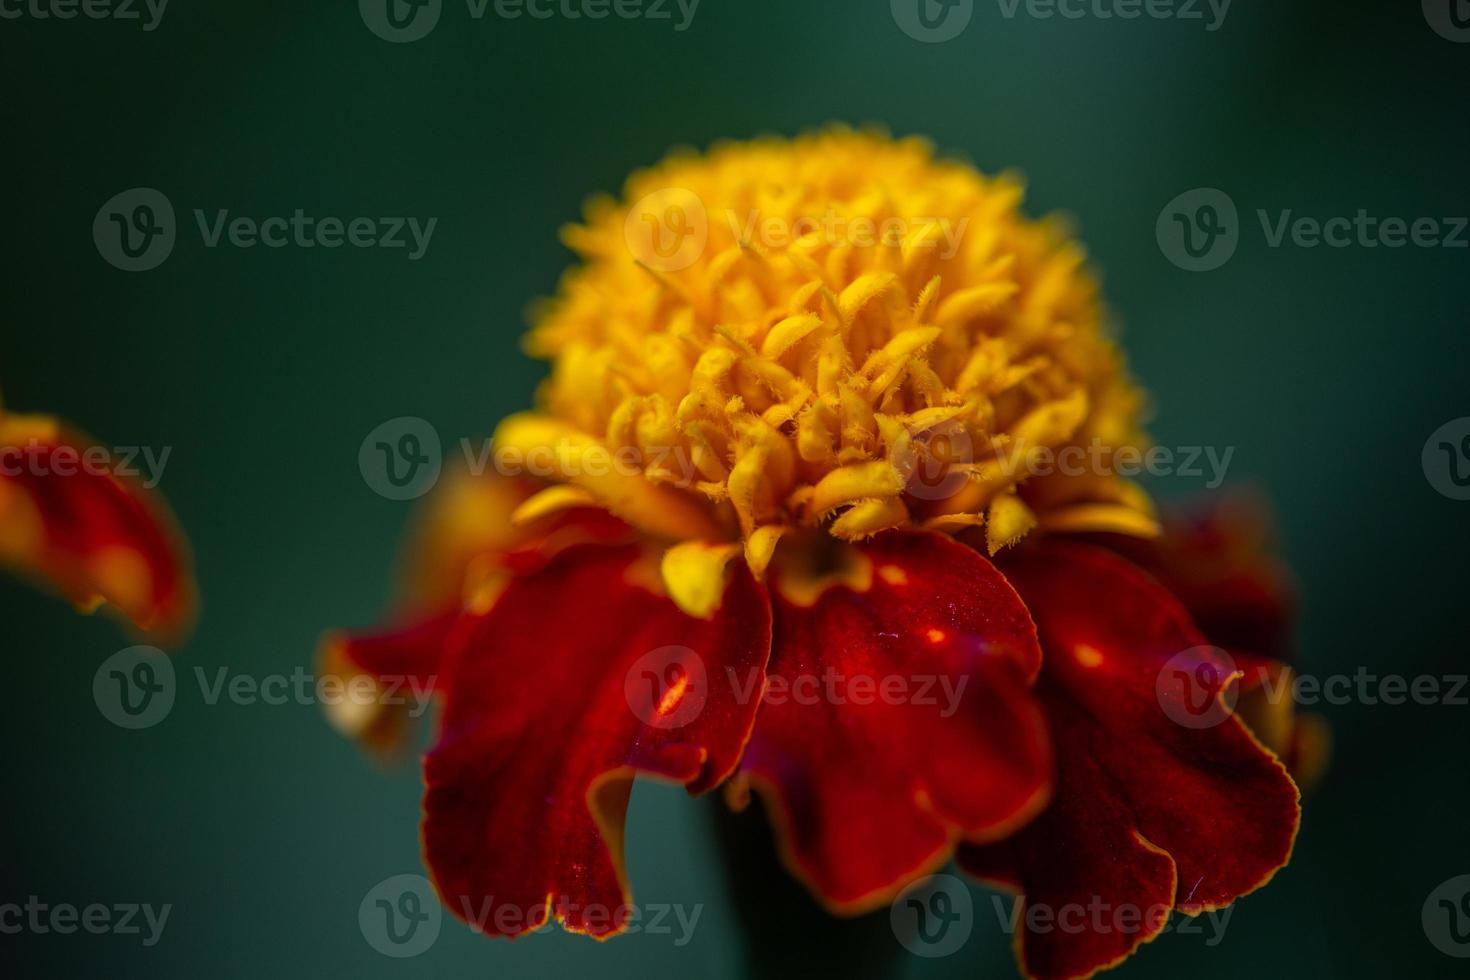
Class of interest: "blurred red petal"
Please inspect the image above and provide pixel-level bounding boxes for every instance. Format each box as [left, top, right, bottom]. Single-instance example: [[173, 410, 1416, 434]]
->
[[0, 414, 195, 643], [423, 542, 771, 938], [737, 530, 1051, 913], [959, 541, 1299, 980]]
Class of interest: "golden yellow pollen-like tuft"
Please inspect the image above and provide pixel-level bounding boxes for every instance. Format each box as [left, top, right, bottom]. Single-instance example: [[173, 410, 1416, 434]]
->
[[496, 128, 1158, 578]]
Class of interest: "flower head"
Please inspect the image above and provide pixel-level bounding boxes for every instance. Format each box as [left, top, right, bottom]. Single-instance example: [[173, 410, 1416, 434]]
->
[[499, 128, 1155, 569], [325, 130, 1304, 980]]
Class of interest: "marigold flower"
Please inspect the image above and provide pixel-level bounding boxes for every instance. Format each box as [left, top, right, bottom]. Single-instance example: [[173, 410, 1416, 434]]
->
[[0, 395, 196, 644], [324, 129, 1302, 980]]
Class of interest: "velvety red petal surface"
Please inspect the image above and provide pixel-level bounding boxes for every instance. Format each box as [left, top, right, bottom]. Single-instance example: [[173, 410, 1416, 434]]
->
[[736, 529, 1051, 913], [0, 416, 195, 643], [423, 542, 772, 938], [319, 478, 636, 750], [959, 540, 1299, 980], [1105, 494, 1295, 664]]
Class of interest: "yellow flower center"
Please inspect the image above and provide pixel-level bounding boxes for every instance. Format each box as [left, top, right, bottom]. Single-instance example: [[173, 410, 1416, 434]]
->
[[495, 128, 1157, 589]]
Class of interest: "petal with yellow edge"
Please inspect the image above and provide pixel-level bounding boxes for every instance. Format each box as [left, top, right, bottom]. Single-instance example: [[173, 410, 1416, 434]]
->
[[318, 468, 634, 753], [0, 412, 195, 644], [959, 541, 1300, 980], [732, 530, 1051, 914], [423, 541, 771, 937]]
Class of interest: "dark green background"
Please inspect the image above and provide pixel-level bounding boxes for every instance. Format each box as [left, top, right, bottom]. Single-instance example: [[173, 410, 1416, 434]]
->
[[2, 1, 1466, 977]]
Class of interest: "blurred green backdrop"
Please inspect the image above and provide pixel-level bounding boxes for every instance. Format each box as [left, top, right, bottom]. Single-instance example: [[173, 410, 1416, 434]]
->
[[2, 1, 1467, 977]]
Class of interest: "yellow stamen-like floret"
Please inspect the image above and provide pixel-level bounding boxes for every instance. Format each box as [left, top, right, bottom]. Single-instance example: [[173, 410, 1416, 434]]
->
[[496, 128, 1157, 577]]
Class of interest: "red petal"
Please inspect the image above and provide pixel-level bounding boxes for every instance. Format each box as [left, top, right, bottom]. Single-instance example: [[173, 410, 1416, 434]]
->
[[423, 543, 771, 938], [736, 529, 1051, 913], [1107, 493, 1296, 664], [0, 415, 195, 643], [959, 541, 1299, 980], [318, 469, 635, 751]]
